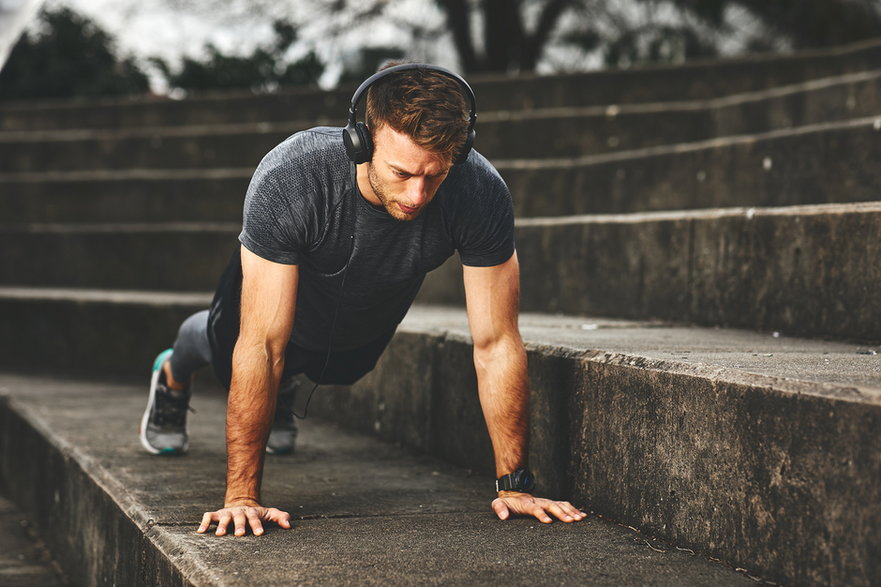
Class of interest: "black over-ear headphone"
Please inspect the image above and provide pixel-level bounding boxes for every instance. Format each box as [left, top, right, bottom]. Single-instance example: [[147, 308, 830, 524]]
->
[[343, 63, 478, 166]]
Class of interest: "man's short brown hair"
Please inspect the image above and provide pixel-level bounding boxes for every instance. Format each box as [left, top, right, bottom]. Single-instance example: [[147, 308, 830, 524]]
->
[[365, 63, 470, 164]]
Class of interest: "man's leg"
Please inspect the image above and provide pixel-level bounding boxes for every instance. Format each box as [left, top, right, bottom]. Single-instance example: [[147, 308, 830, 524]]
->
[[139, 310, 212, 455]]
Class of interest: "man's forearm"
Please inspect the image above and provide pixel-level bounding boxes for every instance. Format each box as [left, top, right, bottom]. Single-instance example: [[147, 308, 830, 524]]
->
[[474, 336, 529, 478], [224, 341, 283, 505]]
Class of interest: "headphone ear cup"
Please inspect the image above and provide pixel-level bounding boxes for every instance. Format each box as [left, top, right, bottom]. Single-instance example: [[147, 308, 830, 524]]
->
[[344, 122, 373, 164], [454, 128, 475, 165]]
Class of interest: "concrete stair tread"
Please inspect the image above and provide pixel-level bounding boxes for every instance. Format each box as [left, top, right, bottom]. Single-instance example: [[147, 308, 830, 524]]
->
[[2, 68, 880, 140], [0, 286, 212, 306], [2, 36, 881, 133], [403, 306, 881, 396], [1, 200, 878, 229], [495, 114, 881, 169], [2, 286, 876, 396], [0, 168, 252, 182], [0, 373, 758, 585]]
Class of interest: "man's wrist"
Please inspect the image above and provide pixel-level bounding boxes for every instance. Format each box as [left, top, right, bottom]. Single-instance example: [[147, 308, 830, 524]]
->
[[495, 467, 535, 493], [224, 496, 261, 507]]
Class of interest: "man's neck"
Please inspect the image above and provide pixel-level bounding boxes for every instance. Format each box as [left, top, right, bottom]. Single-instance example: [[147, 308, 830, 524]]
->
[[355, 163, 381, 206]]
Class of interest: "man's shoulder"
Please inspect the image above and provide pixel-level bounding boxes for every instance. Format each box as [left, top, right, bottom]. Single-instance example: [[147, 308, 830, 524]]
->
[[264, 126, 346, 167], [248, 126, 349, 191], [440, 150, 509, 203]]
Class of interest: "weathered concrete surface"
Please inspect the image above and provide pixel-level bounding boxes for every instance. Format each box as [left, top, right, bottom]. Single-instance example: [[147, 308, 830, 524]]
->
[[0, 223, 239, 291], [4, 201, 878, 346], [3, 116, 879, 225], [497, 116, 881, 216], [0, 170, 250, 224], [2, 37, 880, 132], [4, 71, 881, 173], [0, 303, 878, 583], [0, 287, 210, 376], [317, 307, 881, 585], [0, 493, 66, 586], [422, 202, 881, 342], [0, 87, 350, 133], [0, 123, 300, 173], [0, 376, 752, 586], [477, 69, 881, 160]]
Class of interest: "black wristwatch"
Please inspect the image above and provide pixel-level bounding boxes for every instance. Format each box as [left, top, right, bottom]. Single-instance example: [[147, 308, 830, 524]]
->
[[495, 467, 535, 493]]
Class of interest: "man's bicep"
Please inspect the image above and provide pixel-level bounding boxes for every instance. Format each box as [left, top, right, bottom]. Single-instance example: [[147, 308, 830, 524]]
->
[[462, 252, 520, 349], [238, 245, 299, 353]]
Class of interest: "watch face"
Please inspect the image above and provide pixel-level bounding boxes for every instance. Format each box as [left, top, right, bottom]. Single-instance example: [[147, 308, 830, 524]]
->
[[514, 468, 535, 493]]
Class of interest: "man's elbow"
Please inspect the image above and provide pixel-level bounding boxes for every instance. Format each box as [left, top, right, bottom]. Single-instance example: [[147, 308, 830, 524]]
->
[[234, 333, 287, 367], [472, 332, 525, 366]]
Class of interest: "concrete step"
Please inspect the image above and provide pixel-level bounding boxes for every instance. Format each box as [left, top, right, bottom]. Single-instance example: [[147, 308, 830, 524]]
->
[[2, 37, 880, 132], [419, 202, 881, 342], [0, 287, 211, 376], [2, 306, 879, 584], [0, 493, 65, 586], [0, 223, 239, 291], [498, 115, 881, 216], [2, 114, 879, 223], [0, 123, 298, 173], [0, 374, 755, 586], [0, 169, 251, 224], [5, 202, 880, 341], [4, 70, 881, 172], [476, 69, 881, 160], [4, 115, 878, 224]]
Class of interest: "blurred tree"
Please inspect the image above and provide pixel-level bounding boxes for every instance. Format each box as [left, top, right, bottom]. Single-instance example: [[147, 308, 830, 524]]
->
[[726, 0, 881, 50], [437, 0, 573, 72], [147, 0, 881, 81], [152, 20, 324, 93], [336, 46, 406, 86], [0, 6, 150, 100]]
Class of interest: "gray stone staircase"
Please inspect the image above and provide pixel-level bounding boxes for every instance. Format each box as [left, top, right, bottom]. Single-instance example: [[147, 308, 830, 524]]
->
[[1, 39, 880, 585]]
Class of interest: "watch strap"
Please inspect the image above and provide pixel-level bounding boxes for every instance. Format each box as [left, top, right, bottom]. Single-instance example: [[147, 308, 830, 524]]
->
[[495, 467, 535, 493]]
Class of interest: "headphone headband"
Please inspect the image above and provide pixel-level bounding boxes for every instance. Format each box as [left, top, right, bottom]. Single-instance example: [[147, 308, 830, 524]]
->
[[343, 63, 477, 165]]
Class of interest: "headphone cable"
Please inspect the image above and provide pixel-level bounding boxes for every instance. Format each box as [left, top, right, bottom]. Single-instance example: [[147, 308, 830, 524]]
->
[[292, 233, 354, 419]]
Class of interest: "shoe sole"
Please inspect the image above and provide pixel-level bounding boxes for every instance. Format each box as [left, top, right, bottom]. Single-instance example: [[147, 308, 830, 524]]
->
[[139, 349, 188, 456], [265, 444, 295, 455]]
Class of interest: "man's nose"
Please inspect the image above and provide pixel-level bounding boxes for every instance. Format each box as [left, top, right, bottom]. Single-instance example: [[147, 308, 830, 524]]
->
[[405, 177, 430, 205]]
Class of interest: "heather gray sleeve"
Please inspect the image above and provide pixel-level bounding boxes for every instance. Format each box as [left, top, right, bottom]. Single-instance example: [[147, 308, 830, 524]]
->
[[238, 139, 320, 265], [452, 153, 516, 267]]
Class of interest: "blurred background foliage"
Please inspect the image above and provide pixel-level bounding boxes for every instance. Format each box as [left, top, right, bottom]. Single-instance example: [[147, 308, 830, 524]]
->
[[1, 0, 879, 100]]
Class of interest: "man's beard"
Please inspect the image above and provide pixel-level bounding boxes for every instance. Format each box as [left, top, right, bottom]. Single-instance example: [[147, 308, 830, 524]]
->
[[367, 163, 423, 221]]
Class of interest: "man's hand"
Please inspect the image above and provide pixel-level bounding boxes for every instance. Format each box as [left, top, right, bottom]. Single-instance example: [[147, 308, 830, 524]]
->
[[492, 492, 587, 524], [197, 502, 292, 537]]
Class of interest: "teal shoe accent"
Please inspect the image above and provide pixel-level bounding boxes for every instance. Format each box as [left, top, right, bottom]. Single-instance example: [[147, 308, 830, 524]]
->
[[152, 348, 174, 372]]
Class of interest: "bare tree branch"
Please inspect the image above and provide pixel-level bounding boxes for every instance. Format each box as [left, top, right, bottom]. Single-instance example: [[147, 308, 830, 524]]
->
[[437, 0, 478, 71]]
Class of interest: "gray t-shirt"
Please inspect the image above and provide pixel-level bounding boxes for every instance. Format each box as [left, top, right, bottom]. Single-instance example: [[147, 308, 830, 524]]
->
[[239, 127, 515, 351]]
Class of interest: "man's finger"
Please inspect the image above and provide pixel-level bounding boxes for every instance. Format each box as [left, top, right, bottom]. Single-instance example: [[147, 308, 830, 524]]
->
[[246, 510, 264, 536], [266, 508, 292, 529], [551, 500, 587, 520], [233, 510, 248, 536], [492, 498, 510, 520], [546, 502, 575, 522], [216, 512, 232, 536], [197, 511, 215, 534], [530, 504, 553, 524], [564, 504, 587, 520]]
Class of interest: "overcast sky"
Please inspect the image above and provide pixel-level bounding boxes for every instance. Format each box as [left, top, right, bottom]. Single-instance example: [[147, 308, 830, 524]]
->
[[7, 0, 773, 93], [52, 0, 459, 90]]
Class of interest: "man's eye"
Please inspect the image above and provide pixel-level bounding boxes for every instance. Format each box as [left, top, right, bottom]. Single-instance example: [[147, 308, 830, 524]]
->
[[395, 171, 410, 178]]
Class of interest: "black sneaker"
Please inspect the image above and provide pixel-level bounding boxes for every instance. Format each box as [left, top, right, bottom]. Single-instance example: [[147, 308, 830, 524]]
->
[[266, 376, 300, 455], [139, 349, 191, 455]]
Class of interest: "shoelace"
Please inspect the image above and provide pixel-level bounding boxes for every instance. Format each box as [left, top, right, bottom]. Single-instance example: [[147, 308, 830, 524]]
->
[[153, 385, 193, 427], [274, 390, 296, 425]]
